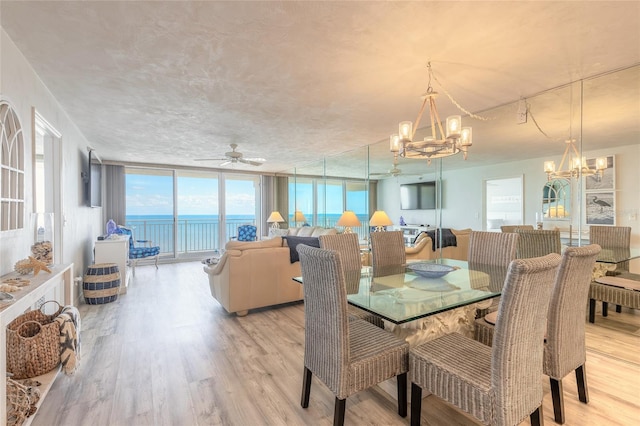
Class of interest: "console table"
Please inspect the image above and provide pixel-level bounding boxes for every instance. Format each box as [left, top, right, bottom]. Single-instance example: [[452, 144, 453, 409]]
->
[[0, 263, 74, 426]]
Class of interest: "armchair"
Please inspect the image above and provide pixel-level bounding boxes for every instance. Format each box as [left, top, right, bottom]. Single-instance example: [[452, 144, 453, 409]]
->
[[118, 226, 160, 276]]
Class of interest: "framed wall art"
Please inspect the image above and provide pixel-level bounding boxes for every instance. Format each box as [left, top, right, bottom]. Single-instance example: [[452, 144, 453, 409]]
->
[[585, 191, 615, 225], [585, 155, 615, 191]]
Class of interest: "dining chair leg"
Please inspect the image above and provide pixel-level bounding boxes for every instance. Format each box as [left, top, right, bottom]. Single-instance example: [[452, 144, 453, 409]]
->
[[301, 367, 312, 408], [410, 383, 422, 426], [602, 301, 608, 317], [550, 378, 565, 424], [334, 397, 346, 426], [397, 373, 407, 417], [588, 299, 596, 323], [530, 405, 543, 426], [575, 364, 589, 404]]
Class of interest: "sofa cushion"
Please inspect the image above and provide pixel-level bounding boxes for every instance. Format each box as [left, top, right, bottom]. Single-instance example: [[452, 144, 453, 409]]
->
[[296, 226, 316, 237], [283, 236, 320, 263], [226, 237, 282, 251], [311, 227, 338, 237], [267, 228, 289, 239]]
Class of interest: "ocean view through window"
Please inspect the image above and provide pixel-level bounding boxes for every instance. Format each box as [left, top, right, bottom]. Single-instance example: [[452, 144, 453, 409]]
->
[[125, 168, 258, 257]]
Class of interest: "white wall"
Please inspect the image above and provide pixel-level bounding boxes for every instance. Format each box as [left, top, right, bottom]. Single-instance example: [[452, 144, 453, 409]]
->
[[0, 29, 103, 289], [379, 144, 640, 269]]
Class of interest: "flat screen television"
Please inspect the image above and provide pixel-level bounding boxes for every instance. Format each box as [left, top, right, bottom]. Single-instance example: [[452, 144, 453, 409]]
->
[[87, 149, 102, 208], [400, 181, 437, 210]]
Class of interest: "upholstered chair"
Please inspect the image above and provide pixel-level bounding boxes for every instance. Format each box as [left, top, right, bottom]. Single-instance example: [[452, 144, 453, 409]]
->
[[410, 253, 562, 426], [474, 245, 601, 424], [319, 233, 384, 328], [515, 229, 562, 259], [370, 231, 406, 277], [118, 226, 160, 276], [589, 225, 631, 316], [297, 244, 409, 426], [500, 224, 534, 233]]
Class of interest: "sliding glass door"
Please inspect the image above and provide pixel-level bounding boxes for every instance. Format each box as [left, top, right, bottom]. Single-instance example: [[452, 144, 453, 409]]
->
[[126, 168, 260, 259], [223, 175, 260, 241]]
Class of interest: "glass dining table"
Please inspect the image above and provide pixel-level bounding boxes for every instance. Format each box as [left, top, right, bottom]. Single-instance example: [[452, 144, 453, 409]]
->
[[294, 258, 509, 347], [592, 247, 640, 279]]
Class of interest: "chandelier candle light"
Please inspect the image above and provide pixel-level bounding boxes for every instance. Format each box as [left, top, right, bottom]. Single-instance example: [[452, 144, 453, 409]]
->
[[267, 211, 285, 229], [390, 62, 474, 163], [336, 211, 361, 234], [544, 139, 606, 181]]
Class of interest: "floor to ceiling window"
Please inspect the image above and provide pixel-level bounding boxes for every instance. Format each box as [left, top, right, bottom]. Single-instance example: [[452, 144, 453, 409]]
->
[[125, 168, 175, 253], [289, 177, 370, 239], [125, 167, 260, 258]]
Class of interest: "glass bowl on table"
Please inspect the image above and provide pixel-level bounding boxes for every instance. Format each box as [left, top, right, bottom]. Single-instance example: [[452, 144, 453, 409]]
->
[[407, 262, 459, 279]]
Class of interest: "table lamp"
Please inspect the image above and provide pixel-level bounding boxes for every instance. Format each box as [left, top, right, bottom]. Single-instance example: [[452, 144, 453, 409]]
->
[[293, 210, 307, 227], [369, 210, 393, 232], [267, 211, 285, 229], [337, 211, 361, 234]]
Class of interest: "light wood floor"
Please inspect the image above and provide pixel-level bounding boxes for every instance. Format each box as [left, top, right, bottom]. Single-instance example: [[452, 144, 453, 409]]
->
[[33, 262, 640, 425]]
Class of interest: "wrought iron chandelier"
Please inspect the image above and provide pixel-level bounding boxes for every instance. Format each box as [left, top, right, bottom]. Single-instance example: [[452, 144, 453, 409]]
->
[[389, 62, 474, 163]]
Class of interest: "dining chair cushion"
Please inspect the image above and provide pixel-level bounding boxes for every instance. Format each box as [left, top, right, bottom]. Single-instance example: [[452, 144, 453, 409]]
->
[[484, 310, 498, 325], [595, 276, 640, 291]]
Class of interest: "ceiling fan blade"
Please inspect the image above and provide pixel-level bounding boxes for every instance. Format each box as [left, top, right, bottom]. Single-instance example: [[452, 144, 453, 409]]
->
[[194, 158, 227, 162], [239, 158, 264, 166], [219, 160, 232, 167]]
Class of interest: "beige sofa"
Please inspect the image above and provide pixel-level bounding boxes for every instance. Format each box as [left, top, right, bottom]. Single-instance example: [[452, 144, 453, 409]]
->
[[204, 227, 337, 316], [267, 226, 338, 239], [405, 228, 472, 261]]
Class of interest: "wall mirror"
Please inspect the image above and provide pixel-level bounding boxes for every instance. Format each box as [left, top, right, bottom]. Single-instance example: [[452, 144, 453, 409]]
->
[[485, 176, 524, 231], [542, 178, 571, 220]]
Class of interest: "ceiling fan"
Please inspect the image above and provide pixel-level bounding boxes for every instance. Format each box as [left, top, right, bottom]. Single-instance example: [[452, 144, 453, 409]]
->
[[194, 143, 266, 167], [370, 155, 404, 178]]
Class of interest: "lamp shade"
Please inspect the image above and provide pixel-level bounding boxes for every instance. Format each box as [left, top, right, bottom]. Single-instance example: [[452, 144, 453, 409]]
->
[[369, 210, 393, 227], [267, 211, 285, 223], [293, 210, 307, 223], [337, 211, 361, 227]]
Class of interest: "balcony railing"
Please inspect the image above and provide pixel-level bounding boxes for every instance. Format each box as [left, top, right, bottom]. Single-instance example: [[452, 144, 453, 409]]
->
[[126, 214, 372, 257], [125, 217, 256, 256]]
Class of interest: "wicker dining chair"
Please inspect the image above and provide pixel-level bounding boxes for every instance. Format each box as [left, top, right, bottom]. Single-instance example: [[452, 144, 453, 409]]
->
[[589, 225, 631, 316], [500, 224, 534, 233], [410, 253, 561, 426], [370, 231, 406, 277], [297, 244, 409, 426], [515, 229, 562, 259], [474, 245, 601, 424], [319, 233, 384, 328], [468, 231, 518, 316]]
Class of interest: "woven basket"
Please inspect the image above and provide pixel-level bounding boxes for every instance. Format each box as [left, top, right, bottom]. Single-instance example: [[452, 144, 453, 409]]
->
[[83, 263, 120, 304], [6, 378, 33, 426], [6, 301, 62, 380]]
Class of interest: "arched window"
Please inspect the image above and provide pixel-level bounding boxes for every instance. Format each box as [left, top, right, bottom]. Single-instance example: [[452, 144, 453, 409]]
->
[[0, 100, 25, 231]]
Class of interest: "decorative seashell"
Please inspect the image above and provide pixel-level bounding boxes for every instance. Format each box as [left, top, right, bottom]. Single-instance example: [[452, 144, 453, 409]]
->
[[14, 259, 34, 275], [31, 241, 53, 265]]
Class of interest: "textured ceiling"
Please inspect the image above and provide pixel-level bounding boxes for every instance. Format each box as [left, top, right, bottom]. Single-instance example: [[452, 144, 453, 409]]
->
[[1, 1, 639, 176]]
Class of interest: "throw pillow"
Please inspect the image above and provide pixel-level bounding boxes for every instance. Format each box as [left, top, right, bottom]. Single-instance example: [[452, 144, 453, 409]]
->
[[283, 236, 320, 263]]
